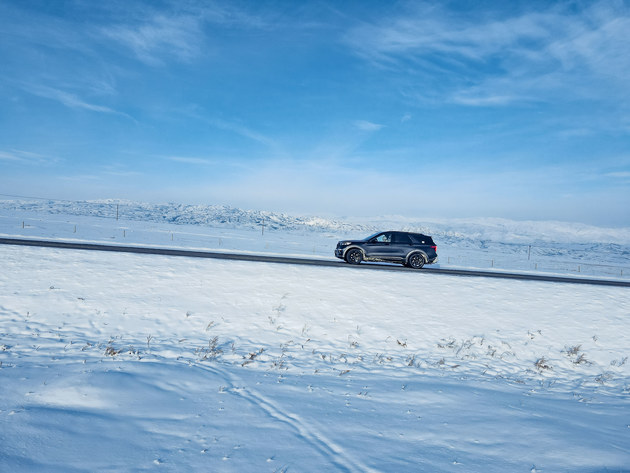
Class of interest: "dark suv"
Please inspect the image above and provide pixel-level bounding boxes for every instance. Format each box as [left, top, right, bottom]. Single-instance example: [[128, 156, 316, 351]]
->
[[335, 231, 438, 269]]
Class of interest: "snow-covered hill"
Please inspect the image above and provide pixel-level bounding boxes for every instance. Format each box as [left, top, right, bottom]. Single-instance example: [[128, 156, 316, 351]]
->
[[0, 199, 374, 233], [2, 198, 630, 243]]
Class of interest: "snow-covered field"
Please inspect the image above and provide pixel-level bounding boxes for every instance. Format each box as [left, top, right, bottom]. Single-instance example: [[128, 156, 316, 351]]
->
[[1, 200, 630, 471]]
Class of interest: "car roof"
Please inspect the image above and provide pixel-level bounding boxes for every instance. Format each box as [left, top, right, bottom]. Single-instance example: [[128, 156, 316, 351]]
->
[[378, 231, 433, 239]]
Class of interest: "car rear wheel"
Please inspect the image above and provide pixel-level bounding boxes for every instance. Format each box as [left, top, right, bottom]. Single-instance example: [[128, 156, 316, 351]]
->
[[408, 253, 425, 269], [345, 249, 363, 265]]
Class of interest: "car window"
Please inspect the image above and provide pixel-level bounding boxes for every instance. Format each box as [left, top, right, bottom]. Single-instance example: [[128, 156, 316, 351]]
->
[[409, 234, 434, 245], [363, 232, 381, 241], [372, 233, 392, 243], [392, 233, 412, 244]]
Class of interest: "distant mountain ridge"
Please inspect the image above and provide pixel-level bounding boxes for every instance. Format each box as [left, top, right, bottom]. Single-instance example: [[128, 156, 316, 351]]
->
[[0, 199, 376, 233]]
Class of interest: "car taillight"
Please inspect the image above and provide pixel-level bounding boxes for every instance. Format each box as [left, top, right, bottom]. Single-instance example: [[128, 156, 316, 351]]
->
[[431, 246, 437, 251]]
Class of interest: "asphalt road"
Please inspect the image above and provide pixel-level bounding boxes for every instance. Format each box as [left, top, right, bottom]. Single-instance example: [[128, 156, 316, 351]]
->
[[2, 236, 629, 288]]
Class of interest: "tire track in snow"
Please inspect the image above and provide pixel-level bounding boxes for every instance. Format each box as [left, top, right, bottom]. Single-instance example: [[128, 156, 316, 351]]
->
[[195, 363, 379, 473]]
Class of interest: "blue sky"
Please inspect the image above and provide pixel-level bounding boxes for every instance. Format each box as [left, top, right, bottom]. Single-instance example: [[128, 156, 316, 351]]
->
[[1, 0, 629, 226]]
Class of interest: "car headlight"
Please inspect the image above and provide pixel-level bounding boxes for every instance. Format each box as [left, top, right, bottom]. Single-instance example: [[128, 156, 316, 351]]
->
[[340, 241, 352, 246]]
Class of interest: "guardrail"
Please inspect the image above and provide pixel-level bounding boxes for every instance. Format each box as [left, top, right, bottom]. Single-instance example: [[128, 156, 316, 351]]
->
[[442, 255, 627, 279]]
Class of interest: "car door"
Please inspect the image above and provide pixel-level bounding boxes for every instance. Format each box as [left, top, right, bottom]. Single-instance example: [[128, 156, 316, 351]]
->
[[391, 232, 413, 258], [364, 232, 393, 258]]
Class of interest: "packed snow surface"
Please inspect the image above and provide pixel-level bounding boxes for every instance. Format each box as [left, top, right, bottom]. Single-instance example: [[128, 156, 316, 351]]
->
[[1, 199, 630, 471]]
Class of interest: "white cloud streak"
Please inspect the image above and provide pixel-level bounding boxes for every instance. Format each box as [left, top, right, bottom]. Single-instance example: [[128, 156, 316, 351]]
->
[[165, 155, 250, 169], [0, 151, 22, 162], [208, 119, 278, 149], [24, 85, 132, 119], [605, 171, 630, 179], [344, 2, 630, 107], [354, 120, 384, 132], [0, 149, 58, 164], [100, 13, 203, 66], [167, 156, 217, 166], [97, 3, 270, 66]]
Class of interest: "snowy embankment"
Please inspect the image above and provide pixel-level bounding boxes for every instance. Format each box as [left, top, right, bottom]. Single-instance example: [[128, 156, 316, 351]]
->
[[1, 242, 629, 472]]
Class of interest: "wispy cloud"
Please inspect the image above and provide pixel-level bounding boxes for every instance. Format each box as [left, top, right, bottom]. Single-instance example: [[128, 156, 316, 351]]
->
[[167, 156, 217, 166], [100, 13, 203, 66], [0, 2, 92, 56], [60, 174, 102, 182], [0, 151, 22, 162], [354, 120, 384, 132], [605, 171, 630, 179], [209, 119, 278, 148], [24, 85, 132, 119], [345, 5, 554, 68], [164, 155, 253, 171], [344, 2, 630, 107], [450, 91, 528, 107], [97, 3, 270, 66], [173, 103, 278, 149], [102, 169, 143, 178], [0, 149, 58, 164]]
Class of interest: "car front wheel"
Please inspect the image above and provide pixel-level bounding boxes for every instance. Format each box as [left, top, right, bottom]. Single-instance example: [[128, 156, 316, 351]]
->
[[345, 249, 363, 265], [408, 253, 425, 269]]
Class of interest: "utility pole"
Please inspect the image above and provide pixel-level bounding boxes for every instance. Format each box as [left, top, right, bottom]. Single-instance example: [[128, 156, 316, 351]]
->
[[261, 218, 265, 236]]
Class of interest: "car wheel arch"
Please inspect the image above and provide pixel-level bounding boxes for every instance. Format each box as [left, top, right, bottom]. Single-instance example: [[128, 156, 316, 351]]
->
[[405, 251, 427, 265], [344, 246, 365, 264], [343, 246, 365, 258]]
